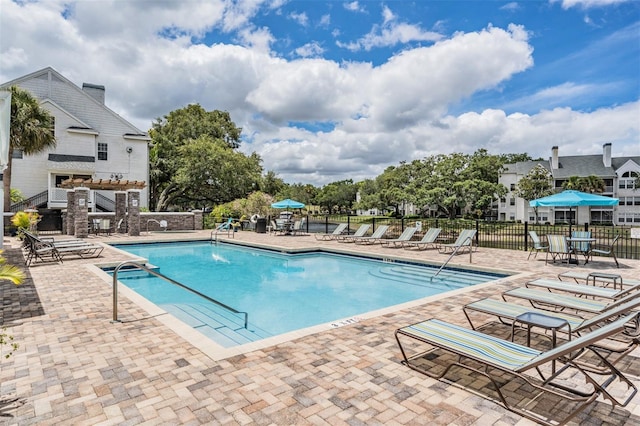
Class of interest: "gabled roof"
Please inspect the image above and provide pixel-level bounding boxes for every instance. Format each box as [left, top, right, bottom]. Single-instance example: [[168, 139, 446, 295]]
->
[[552, 155, 616, 179], [41, 98, 94, 130], [504, 153, 639, 179], [1, 67, 150, 140]]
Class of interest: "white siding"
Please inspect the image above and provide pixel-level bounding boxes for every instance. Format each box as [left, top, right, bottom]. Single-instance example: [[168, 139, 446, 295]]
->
[[3, 68, 150, 209]]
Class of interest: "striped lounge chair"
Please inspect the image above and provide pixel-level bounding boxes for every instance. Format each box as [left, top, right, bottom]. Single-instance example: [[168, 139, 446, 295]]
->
[[558, 271, 639, 289], [395, 315, 637, 426], [463, 297, 640, 369], [501, 286, 640, 315], [525, 278, 638, 300]]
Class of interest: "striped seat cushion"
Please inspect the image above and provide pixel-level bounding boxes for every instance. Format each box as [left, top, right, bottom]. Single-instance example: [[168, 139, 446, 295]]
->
[[504, 287, 609, 313], [399, 319, 541, 370], [527, 279, 623, 299], [465, 298, 584, 331]]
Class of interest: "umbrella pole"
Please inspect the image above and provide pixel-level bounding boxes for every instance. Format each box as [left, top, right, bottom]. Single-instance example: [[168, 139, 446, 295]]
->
[[569, 207, 572, 234]]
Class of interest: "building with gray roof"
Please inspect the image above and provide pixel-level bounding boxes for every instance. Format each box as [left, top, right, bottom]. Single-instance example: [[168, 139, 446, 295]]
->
[[498, 143, 640, 226]]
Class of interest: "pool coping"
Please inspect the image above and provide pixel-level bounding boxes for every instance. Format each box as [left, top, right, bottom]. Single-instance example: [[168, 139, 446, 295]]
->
[[93, 238, 527, 361]]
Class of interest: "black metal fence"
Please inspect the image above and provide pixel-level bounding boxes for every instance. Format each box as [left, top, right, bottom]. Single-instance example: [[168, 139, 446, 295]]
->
[[305, 215, 640, 261]]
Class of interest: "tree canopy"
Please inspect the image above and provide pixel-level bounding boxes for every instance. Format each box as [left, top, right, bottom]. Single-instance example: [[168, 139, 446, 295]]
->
[[315, 180, 357, 213], [515, 164, 554, 223], [149, 105, 262, 211], [362, 149, 517, 219]]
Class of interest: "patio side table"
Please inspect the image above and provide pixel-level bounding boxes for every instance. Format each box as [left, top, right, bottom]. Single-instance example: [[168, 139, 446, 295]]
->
[[512, 312, 570, 374]]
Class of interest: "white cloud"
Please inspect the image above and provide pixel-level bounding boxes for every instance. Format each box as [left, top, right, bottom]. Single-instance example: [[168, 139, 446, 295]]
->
[[318, 14, 331, 27], [337, 5, 443, 51], [500, 2, 520, 11], [1, 0, 637, 187], [553, 0, 631, 9], [289, 11, 308, 27], [343, 1, 365, 13], [294, 41, 326, 58]]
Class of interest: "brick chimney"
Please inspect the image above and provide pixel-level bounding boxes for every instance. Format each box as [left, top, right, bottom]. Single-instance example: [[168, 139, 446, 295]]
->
[[551, 146, 559, 170], [603, 143, 612, 167], [82, 83, 105, 104]]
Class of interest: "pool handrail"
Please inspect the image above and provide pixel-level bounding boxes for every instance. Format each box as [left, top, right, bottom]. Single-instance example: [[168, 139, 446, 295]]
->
[[433, 234, 474, 278], [111, 260, 248, 329]]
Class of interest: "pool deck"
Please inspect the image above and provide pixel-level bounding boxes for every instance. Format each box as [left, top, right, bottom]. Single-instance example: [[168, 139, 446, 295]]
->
[[1, 230, 639, 425]]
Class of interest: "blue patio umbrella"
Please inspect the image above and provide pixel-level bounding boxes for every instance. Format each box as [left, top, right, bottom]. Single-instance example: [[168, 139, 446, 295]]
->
[[529, 190, 618, 231], [529, 190, 619, 208], [271, 198, 305, 209]]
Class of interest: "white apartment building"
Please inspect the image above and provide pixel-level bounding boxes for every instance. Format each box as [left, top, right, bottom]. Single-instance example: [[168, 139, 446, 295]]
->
[[498, 144, 640, 225], [1, 67, 150, 211]]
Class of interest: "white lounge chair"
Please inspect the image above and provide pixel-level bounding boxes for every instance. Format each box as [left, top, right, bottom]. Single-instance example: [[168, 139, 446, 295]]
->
[[381, 227, 417, 248], [403, 228, 441, 250], [438, 229, 476, 254], [336, 224, 371, 243], [353, 225, 390, 245], [314, 223, 347, 241]]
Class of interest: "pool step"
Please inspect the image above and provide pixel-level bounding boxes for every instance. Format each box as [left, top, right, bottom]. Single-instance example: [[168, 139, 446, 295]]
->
[[162, 303, 272, 348], [110, 264, 161, 279], [371, 265, 490, 289]]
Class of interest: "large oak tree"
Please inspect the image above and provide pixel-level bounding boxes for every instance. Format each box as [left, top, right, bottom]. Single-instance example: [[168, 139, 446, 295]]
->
[[149, 104, 262, 211]]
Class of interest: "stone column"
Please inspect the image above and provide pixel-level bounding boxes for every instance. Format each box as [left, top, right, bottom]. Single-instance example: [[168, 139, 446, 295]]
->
[[66, 190, 76, 235], [192, 210, 203, 230], [73, 187, 90, 238], [115, 191, 127, 233], [127, 189, 141, 236]]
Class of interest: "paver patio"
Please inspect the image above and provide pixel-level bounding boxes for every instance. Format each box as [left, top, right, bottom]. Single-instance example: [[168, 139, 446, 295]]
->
[[1, 230, 639, 425]]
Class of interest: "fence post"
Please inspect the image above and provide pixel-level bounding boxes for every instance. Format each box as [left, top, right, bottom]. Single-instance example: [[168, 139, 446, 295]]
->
[[475, 220, 479, 247], [347, 215, 351, 233], [524, 221, 529, 251], [325, 216, 329, 234]]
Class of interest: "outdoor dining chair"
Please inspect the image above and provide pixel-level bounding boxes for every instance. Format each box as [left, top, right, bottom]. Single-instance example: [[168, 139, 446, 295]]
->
[[590, 235, 620, 268], [527, 231, 547, 260], [545, 234, 570, 264]]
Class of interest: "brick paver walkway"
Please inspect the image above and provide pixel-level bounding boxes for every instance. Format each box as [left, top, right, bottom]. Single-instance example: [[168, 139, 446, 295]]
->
[[1, 230, 639, 425]]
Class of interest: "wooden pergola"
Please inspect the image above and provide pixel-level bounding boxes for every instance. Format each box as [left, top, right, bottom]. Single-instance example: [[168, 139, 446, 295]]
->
[[60, 178, 146, 190]]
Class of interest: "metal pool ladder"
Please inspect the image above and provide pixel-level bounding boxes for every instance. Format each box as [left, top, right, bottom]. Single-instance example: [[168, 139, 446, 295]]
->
[[432, 236, 474, 279], [111, 260, 248, 328]]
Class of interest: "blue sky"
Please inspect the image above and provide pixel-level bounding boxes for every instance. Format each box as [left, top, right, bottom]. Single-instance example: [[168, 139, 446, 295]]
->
[[1, 0, 638, 185]]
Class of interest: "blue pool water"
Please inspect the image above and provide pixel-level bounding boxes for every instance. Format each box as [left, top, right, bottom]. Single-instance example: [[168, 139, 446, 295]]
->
[[111, 241, 507, 347]]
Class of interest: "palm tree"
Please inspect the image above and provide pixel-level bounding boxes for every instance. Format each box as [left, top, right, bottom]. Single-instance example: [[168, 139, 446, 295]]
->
[[562, 176, 582, 190], [579, 175, 606, 194], [4, 86, 56, 211], [562, 175, 606, 194], [0, 249, 25, 285]]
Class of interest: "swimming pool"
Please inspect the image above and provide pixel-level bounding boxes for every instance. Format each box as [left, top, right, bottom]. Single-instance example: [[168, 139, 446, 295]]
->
[[111, 241, 508, 348]]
